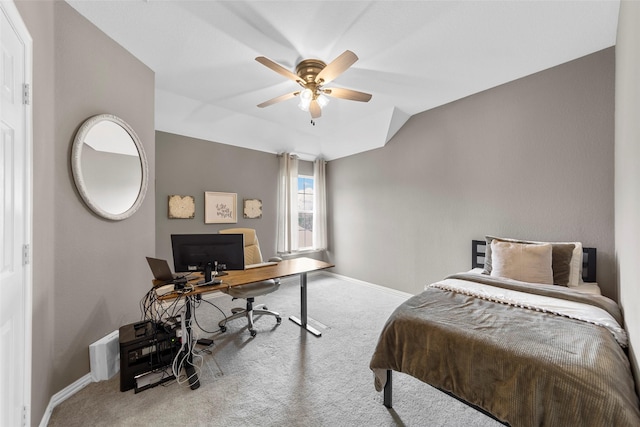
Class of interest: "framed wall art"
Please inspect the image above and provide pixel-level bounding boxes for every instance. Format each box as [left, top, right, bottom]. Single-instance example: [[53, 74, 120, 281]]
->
[[168, 195, 195, 219], [243, 199, 263, 219], [204, 191, 237, 223]]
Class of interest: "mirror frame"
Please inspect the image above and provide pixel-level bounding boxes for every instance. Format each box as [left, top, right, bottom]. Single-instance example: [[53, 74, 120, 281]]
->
[[71, 114, 149, 221]]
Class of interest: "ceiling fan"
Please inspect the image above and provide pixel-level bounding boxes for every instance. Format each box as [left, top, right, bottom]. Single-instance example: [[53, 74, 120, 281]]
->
[[255, 50, 372, 120]]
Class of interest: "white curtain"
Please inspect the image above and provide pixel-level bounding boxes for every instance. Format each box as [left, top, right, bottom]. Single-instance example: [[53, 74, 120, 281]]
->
[[276, 153, 299, 254], [313, 158, 327, 250]]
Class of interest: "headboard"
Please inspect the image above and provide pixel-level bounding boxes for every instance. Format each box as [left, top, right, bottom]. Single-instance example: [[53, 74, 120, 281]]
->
[[472, 240, 597, 283]]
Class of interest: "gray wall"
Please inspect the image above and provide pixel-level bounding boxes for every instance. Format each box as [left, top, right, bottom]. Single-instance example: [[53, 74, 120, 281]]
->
[[615, 0, 640, 394], [327, 48, 616, 300], [155, 132, 281, 265], [16, 2, 155, 424]]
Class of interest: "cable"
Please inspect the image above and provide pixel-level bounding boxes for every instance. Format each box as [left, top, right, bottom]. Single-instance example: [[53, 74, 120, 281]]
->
[[139, 283, 236, 389], [171, 297, 203, 388], [192, 295, 229, 334]]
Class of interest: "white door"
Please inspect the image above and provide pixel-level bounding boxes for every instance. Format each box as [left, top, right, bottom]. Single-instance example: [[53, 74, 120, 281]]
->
[[0, 2, 31, 426]]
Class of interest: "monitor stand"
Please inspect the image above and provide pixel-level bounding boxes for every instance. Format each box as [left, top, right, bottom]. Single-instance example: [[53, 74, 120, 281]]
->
[[203, 262, 227, 284]]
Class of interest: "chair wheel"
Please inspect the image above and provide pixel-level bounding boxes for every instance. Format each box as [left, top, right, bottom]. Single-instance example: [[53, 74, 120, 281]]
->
[[250, 329, 257, 337], [276, 316, 282, 324], [220, 325, 227, 333]]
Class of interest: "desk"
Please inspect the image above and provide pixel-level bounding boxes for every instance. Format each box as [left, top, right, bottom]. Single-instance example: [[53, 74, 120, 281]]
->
[[155, 257, 333, 389], [157, 257, 334, 336]]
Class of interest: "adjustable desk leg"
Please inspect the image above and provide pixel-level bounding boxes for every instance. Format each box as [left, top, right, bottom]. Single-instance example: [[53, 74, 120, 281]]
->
[[183, 297, 200, 390], [289, 272, 322, 337]]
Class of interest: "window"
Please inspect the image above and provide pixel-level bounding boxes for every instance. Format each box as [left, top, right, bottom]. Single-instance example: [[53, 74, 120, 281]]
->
[[297, 175, 314, 249]]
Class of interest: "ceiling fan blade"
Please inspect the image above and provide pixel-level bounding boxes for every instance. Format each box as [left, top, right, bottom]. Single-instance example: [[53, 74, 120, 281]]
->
[[315, 50, 358, 85], [257, 91, 299, 108], [310, 100, 322, 119], [324, 87, 372, 102], [256, 56, 304, 85]]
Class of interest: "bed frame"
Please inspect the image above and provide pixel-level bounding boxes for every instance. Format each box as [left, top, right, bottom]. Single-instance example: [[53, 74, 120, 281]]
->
[[382, 369, 504, 422], [382, 240, 598, 419], [472, 239, 597, 283]]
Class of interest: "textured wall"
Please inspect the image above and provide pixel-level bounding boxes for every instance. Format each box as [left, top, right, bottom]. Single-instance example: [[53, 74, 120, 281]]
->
[[327, 48, 615, 299], [615, 0, 640, 395]]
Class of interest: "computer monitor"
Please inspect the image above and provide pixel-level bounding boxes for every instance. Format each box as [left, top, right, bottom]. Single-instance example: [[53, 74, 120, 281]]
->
[[171, 233, 245, 283]]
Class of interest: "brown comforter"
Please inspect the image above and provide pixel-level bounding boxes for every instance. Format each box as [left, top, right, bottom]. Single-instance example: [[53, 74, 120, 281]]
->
[[369, 272, 640, 426]]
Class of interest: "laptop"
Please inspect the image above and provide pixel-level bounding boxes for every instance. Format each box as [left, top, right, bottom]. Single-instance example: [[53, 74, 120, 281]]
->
[[146, 257, 190, 283]]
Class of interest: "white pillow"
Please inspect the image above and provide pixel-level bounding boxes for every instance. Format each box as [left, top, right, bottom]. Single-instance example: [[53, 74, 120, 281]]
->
[[490, 240, 554, 285]]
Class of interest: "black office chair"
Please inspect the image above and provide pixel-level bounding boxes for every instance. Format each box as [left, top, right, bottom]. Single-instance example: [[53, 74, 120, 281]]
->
[[218, 228, 281, 337]]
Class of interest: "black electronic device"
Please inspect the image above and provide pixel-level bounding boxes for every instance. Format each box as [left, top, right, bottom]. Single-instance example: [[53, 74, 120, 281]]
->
[[119, 321, 181, 392], [197, 338, 214, 346], [171, 233, 245, 283]]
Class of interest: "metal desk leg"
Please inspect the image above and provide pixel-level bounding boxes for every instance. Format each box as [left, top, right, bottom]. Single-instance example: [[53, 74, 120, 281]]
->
[[289, 272, 322, 337], [183, 297, 200, 390]]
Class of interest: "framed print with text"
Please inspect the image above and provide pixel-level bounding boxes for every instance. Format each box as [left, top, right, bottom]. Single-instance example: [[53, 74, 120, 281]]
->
[[204, 191, 237, 223]]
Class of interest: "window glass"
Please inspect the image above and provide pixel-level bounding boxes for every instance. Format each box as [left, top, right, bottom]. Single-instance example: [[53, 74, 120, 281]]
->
[[298, 175, 314, 249]]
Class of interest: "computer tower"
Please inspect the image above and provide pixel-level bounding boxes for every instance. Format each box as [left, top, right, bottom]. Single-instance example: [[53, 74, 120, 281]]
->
[[119, 320, 181, 392]]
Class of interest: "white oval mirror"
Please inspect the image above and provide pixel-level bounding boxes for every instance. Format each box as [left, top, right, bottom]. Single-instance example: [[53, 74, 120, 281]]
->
[[71, 114, 148, 220]]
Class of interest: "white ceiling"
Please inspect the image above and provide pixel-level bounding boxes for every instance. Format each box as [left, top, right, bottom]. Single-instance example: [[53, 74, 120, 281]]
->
[[66, 1, 620, 161]]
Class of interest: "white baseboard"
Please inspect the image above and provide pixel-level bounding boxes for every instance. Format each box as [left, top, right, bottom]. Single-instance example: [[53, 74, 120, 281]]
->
[[39, 373, 93, 427]]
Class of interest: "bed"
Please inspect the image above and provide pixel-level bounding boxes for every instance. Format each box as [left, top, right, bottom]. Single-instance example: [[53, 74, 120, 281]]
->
[[369, 236, 640, 426]]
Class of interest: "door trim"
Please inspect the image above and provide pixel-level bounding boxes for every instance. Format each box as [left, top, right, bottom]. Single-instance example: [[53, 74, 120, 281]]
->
[[1, 1, 33, 425]]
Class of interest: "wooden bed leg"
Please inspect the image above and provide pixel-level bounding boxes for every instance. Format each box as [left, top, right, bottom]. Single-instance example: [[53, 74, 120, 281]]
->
[[383, 370, 392, 408]]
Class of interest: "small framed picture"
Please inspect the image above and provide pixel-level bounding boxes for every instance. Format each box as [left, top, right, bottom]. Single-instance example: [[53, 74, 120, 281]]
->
[[168, 195, 195, 219], [204, 192, 237, 223], [243, 199, 263, 219]]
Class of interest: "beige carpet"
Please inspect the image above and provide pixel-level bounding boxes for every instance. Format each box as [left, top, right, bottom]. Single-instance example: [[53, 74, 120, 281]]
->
[[47, 274, 503, 427]]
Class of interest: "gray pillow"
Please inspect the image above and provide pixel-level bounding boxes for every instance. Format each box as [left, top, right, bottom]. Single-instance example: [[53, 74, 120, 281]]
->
[[550, 243, 575, 286]]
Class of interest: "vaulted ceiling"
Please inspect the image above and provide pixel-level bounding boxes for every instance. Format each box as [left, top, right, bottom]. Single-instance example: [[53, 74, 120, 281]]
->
[[67, 1, 619, 160]]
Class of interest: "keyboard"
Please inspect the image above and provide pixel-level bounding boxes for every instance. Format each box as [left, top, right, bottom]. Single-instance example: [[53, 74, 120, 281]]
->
[[245, 261, 278, 269]]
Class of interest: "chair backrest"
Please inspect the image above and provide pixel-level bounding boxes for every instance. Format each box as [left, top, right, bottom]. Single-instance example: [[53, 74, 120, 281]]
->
[[219, 228, 263, 265]]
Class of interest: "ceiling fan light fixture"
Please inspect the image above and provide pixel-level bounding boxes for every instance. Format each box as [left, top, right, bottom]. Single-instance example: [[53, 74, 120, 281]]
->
[[317, 94, 329, 108], [298, 100, 310, 112], [256, 50, 371, 120], [298, 88, 313, 111]]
